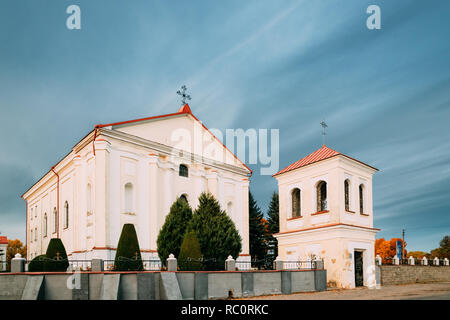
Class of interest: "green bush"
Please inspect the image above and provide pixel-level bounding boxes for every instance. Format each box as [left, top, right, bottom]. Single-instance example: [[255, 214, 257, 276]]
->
[[188, 192, 242, 270], [28, 254, 48, 272], [44, 238, 69, 272], [157, 197, 193, 265], [114, 224, 143, 271], [178, 230, 203, 271]]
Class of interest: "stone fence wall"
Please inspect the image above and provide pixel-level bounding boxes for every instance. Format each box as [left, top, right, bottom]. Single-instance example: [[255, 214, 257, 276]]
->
[[379, 265, 450, 285], [0, 269, 327, 300]]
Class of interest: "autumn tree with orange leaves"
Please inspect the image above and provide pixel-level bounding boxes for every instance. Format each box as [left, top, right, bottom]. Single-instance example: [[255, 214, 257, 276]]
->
[[6, 239, 27, 270], [375, 238, 406, 263]]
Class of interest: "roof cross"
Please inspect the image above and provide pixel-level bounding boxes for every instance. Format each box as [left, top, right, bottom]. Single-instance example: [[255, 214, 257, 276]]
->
[[176, 85, 191, 105], [320, 121, 328, 146]]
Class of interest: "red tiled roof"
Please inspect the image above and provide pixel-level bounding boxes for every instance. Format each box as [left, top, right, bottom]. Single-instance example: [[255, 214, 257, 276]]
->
[[273, 145, 377, 176], [0, 236, 7, 244]]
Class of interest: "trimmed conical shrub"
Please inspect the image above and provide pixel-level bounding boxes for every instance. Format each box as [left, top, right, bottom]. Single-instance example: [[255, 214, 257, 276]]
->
[[44, 238, 69, 271], [157, 197, 193, 265], [188, 192, 242, 270], [28, 254, 48, 272], [178, 230, 203, 271], [114, 223, 143, 271]]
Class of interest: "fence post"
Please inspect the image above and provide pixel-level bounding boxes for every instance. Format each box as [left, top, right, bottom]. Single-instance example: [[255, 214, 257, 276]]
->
[[375, 255, 382, 266], [433, 257, 439, 266], [11, 253, 26, 273], [274, 256, 283, 270], [225, 255, 236, 271], [408, 256, 415, 265], [444, 258, 449, 266], [314, 257, 324, 270], [92, 258, 104, 272], [393, 256, 399, 265], [421, 257, 428, 266], [167, 254, 177, 272]]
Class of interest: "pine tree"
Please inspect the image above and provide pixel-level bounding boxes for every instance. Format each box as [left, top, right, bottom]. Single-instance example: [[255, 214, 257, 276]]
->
[[267, 192, 279, 234], [188, 192, 241, 270], [178, 230, 203, 271], [249, 191, 267, 262], [157, 197, 193, 265], [266, 192, 279, 260], [114, 223, 143, 271]]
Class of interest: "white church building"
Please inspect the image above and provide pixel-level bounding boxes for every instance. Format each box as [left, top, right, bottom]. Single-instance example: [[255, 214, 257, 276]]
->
[[22, 104, 252, 262], [273, 145, 379, 288]]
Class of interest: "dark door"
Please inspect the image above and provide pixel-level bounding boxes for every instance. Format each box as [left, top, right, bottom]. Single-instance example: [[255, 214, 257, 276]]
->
[[354, 251, 364, 287]]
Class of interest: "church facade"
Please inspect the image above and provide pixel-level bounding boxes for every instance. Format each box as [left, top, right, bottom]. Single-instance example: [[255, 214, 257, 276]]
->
[[22, 104, 251, 261], [273, 145, 379, 289]]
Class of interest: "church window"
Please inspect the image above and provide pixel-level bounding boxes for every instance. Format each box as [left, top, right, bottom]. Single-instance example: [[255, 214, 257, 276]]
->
[[359, 184, 365, 214], [180, 194, 188, 203], [179, 164, 188, 177], [316, 181, 327, 212], [227, 201, 233, 216], [53, 207, 57, 234], [291, 188, 301, 218], [124, 183, 134, 213], [44, 213, 48, 237], [344, 179, 350, 211], [64, 201, 69, 229], [87, 183, 92, 214]]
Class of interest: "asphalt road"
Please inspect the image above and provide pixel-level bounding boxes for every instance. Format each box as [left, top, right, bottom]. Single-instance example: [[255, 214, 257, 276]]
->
[[243, 282, 450, 300]]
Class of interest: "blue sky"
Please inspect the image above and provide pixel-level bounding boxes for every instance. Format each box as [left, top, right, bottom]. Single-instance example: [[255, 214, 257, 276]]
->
[[0, 0, 449, 252]]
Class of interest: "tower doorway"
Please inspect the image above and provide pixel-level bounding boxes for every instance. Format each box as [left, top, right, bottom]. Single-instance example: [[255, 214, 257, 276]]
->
[[354, 250, 364, 287]]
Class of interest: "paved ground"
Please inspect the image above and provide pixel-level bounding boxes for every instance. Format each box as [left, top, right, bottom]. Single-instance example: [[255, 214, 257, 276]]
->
[[244, 282, 450, 300]]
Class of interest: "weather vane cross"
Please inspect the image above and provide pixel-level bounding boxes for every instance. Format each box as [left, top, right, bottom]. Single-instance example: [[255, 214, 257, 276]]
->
[[320, 121, 328, 146], [176, 85, 191, 105]]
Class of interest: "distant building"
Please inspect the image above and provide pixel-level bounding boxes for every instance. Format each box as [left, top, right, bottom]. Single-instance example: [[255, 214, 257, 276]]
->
[[0, 236, 7, 271], [273, 145, 379, 288]]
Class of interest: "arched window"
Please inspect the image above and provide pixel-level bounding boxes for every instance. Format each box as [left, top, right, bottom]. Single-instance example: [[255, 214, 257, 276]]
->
[[317, 181, 327, 212], [44, 213, 48, 237], [30, 229, 33, 243], [179, 164, 188, 177], [227, 201, 233, 216], [180, 194, 188, 203], [124, 183, 134, 213], [359, 184, 365, 214], [35, 228, 37, 241], [291, 188, 301, 218], [87, 183, 92, 214], [53, 207, 57, 234], [64, 201, 69, 229], [344, 179, 350, 211]]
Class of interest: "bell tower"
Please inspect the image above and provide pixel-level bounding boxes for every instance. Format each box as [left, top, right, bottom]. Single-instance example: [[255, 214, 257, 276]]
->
[[273, 145, 380, 288]]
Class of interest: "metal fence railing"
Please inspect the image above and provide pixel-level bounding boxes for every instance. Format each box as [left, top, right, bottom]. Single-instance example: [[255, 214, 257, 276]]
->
[[283, 260, 320, 270], [4, 256, 326, 273], [235, 258, 273, 271], [68, 260, 92, 271], [103, 259, 163, 271]]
